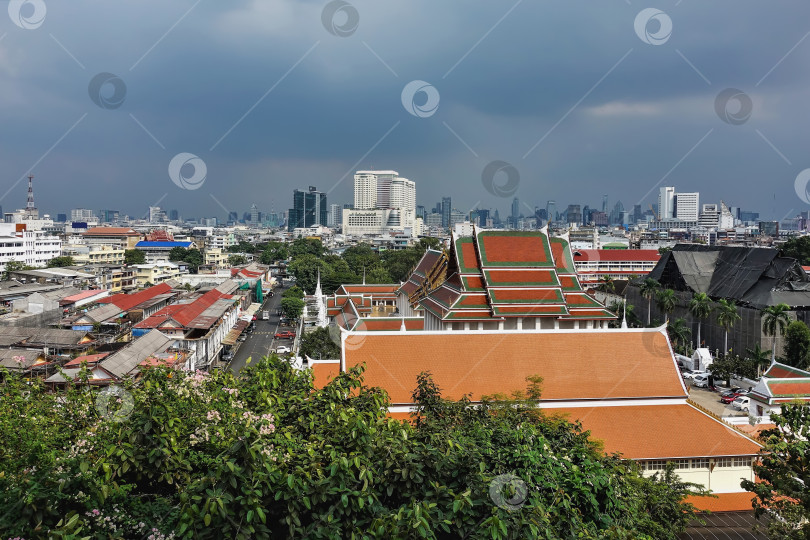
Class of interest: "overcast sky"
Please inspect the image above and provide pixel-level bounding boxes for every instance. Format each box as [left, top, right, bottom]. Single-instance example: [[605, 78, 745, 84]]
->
[[2, 0, 810, 221]]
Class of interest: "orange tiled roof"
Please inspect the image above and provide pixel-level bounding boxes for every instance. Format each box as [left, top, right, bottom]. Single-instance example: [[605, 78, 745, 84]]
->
[[550, 404, 761, 459], [352, 318, 424, 331], [684, 492, 756, 513], [341, 329, 685, 405], [84, 227, 140, 236], [310, 361, 339, 388]]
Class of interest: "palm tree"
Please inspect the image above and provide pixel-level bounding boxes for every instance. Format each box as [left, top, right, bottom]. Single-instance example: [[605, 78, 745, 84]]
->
[[667, 318, 692, 351], [655, 289, 677, 323], [746, 343, 772, 377], [715, 299, 741, 356], [639, 278, 660, 327], [762, 303, 791, 362], [599, 275, 615, 294], [688, 292, 713, 349]]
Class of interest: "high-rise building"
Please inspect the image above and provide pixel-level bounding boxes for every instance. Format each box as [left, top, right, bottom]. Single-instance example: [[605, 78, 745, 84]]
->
[[328, 204, 342, 227], [602, 195, 608, 214], [565, 205, 582, 224], [228, 211, 238, 223], [288, 186, 327, 231], [250, 204, 260, 226], [511, 197, 520, 221], [546, 201, 556, 223], [416, 205, 426, 220], [168, 209, 179, 221], [344, 171, 419, 237], [56, 213, 67, 223], [148, 206, 165, 223], [674, 192, 700, 221], [441, 197, 451, 228], [71, 208, 96, 222], [658, 187, 675, 220]]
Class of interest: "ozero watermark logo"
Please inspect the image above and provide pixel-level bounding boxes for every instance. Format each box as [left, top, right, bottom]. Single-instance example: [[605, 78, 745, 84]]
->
[[634, 8, 672, 46], [401, 80, 440, 118], [168, 153, 207, 191], [321, 0, 359, 37], [482, 160, 520, 198], [794, 169, 810, 205], [489, 473, 528, 512], [8, 0, 46, 30], [714, 88, 753, 125], [88, 73, 127, 110], [95, 385, 135, 423]]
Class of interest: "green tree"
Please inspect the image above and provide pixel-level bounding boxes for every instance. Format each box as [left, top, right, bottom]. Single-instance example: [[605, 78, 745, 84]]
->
[[366, 263, 392, 284], [778, 235, 810, 265], [289, 238, 324, 258], [0, 358, 707, 539], [687, 292, 713, 349], [259, 241, 288, 264], [655, 288, 677, 323], [417, 237, 441, 251], [341, 244, 380, 276], [227, 255, 247, 267], [2, 260, 34, 280], [227, 241, 256, 254], [167, 246, 188, 261], [763, 303, 791, 363], [639, 278, 660, 326], [598, 275, 615, 293], [299, 326, 341, 360], [46, 256, 74, 268], [282, 285, 304, 299], [280, 296, 305, 319], [715, 299, 741, 356], [743, 404, 810, 539], [745, 343, 772, 377], [124, 249, 145, 265], [667, 318, 692, 352], [783, 320, 810, 369]]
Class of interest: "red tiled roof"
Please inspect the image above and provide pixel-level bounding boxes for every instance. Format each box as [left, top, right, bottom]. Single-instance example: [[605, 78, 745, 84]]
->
[[549, 237, 576, 274], [684, 492, 756, 512], [551, 404, 761, 459], [64, 353, 110, 367], [489, 288, 564, 303], [134, 304, 185, 328], [100, 283, 173, 312], [172, 289, 233, 327], [478, 231, 552, 266], [311, 361, 339, 388], [62, 289, 107, 303], [353, 318, 424, 331], [767, 380, 810, 397], [484, 269, 559, 287], [572, 249, 661, 262], [84, 227, 141, 236], [764, 362, 810, 379], [340, 329, 685, 404], [338, 284, 399, 294]]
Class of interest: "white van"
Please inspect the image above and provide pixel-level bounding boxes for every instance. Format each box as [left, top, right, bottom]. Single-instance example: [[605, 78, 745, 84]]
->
[[692, 374, 711, 388]]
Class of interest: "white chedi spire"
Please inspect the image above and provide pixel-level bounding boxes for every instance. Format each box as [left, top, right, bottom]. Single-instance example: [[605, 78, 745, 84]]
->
[[621, 297, 628, 329], [400, 316, 406, 331], [315, 268, 323, 302]]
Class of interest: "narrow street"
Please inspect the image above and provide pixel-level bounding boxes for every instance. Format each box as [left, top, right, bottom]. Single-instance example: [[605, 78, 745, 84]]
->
[[229, 284, 291, 374]]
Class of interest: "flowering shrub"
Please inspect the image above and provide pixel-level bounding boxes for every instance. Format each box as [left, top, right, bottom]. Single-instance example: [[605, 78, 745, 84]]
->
[[0, 356, 703, 539]]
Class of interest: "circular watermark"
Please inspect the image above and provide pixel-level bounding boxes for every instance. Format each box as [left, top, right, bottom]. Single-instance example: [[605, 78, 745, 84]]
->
[[794, 168, 810, 204], [714, 88, 752, 125], [168, 152, 207, 191], [8, 0, 46, 30], [482, 160, 520, 198], [88, 73, 127, 110], [328, 319, 367, 351], [321, 0, 359, 37], [634, 8, 672, 46], [401, 80, 440, 118], [95, 385, 135, 423], [489, 473, 528, 512], [642, 326, 675, 359]]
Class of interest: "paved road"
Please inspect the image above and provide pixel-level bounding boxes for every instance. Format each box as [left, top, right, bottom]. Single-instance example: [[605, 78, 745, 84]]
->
[[229, 286, 293, 374]]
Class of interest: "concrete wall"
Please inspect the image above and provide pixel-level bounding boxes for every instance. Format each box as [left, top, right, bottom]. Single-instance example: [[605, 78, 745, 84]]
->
[[640, 457, 754, 493]]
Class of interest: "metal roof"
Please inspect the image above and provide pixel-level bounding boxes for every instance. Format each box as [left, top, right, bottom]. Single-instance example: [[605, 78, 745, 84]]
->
[[99, 329, 173, 378]]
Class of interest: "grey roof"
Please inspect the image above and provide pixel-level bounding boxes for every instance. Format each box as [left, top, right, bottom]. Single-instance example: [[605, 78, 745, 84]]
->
[[648, 244, 810, 309], [0, 328, 35, 346], [99, 329, 173, 378], [0, 283, 66, 301], [80, 303, 122, 323], [23, 329, 93, 347], [0, 348, 42, 370]]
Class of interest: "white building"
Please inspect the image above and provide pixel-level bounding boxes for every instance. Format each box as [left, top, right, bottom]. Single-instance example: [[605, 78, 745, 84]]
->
[[71, 208, 96, 222], [0, 223, 62, 272], [344, 170, 418, 237], [658, 187, 675, 219], [674, 192, 699, 221]]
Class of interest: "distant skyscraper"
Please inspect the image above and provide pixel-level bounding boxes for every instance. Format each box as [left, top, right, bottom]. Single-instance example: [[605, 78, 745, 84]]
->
[[602, 195, 608, 213], [674, 192, 699, 221], [441, 197, 451, 228], [288, 187, 327, 231], [228, 211, 238, 223], [546, 201, 556, 223], [169, 209, 179, 221], [328, 203, 342, 227], [511, 197, 520, 221], [56, 213, 66, 222], [658, 187, 675, 220], [416, 205, 426, 220]]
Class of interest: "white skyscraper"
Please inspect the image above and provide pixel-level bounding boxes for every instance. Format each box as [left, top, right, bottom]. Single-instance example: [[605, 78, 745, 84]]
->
[[674, 192, 699, 221], [345, 170, 418, 237], [658, 187, 675, 220], [354, 172, 378, 209]]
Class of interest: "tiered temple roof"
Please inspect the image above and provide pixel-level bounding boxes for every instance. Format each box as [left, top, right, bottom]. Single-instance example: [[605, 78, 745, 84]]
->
[[402, 229, 614, 322]]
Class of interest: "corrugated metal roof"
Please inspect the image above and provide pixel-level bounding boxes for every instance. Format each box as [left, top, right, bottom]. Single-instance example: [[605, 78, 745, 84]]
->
[[99, 329, 173, 378], [135, 241, 193, 248]]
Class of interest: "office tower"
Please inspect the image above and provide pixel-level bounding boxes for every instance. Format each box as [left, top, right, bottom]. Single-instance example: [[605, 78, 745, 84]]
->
[[416, 205, 426, 220], [658, 187, 675, 220], [71, 208, 95, 222], [511, 197, 520, 221], [354, 171, 379, 209], [168, 209, 179, 221], [546, 201, 556, 223], [565, 205, 582, 224], [674, 192, 699, 221], [441, 197, 451, 228], [602, 195, 608, 213], [288, 186, 327, 231], [228, 211, 238, 223], [477, 208, 490, 227], [632, 204, 642, 224], [328, 204, 342, 227], [56, 213, 67, 222]]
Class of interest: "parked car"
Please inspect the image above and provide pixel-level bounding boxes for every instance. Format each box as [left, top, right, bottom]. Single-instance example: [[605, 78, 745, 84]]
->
[[221, 351, 234, 362], [275, 346, 291, 354], [237, 333, 247, 342], [682, 370, 707, 381], [692, 374, 712, 388], [732, 396, 750, 411], [274, 331, 296, 339], [720, 392, 743, 404], [719, 387, 742, 398]]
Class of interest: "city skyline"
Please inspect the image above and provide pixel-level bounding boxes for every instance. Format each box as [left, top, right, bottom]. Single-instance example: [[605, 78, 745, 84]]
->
[[2, 2, 810, 221]]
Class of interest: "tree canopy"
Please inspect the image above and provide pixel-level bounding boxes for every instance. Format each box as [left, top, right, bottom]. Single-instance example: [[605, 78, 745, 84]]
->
[[778, 235, 810, 265], [46, 256, 74, 268], [168, 247, 204, 273], [124, 249, 146, 265], [0, 358, 707, 539], [299, 326, 341, 360], [783, 320, 810, 369]]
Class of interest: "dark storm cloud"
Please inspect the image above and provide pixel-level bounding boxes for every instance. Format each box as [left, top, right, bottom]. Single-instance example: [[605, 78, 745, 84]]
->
[[1, 0, 809, 220]]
